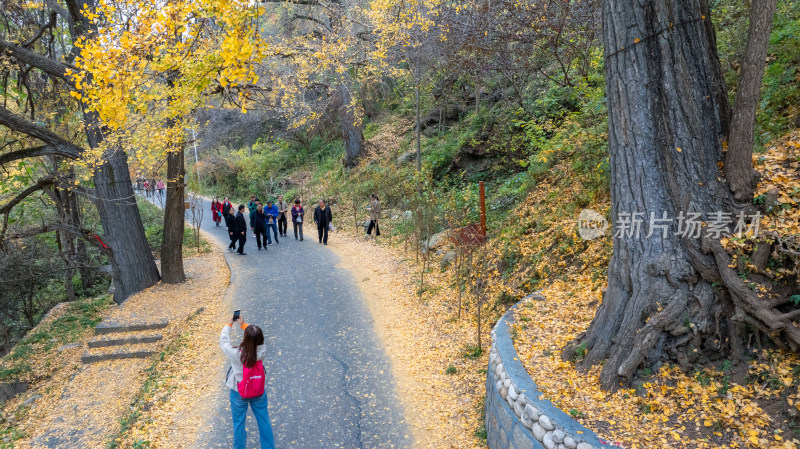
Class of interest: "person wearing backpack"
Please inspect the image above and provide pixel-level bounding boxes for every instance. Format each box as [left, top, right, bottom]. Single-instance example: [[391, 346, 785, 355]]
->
[[220, 314, 275, 449]]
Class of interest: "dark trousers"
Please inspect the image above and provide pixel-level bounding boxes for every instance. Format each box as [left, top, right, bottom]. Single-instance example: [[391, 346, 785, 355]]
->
[[367, 220, 380, 236], [237, 234, 246, 254], [293, 222, 303, 240], [255, 229, 268, 249], [228, 233, 237, 249], [317, 224, 329, 244], [278, 214, 288, 236]]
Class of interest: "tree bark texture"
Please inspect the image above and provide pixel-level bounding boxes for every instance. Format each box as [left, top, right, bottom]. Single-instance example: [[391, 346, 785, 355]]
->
[[92, 146, 161, 304], [725, 0, 777, 201], [161, 147, 186, 283], [574, 0, 740, 390], [338, 82, 364, 168]]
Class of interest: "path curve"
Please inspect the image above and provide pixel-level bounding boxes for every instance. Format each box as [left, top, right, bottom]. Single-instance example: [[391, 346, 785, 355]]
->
[[179, 196, 411, 449]]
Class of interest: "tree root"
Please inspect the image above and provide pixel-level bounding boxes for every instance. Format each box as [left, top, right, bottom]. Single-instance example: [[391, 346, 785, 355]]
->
[[708, 237, 800, 352], [613, 293, 688, 384]]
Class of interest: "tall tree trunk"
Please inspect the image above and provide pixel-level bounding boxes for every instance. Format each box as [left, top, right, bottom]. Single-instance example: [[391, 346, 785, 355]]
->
[[570, 0, 740, 390], [339, 82, 364, 168], [161, 70, 186, 284], [92, 146, 161, 303], [162, 147, 186, 283], [725, 0, 777, 201]]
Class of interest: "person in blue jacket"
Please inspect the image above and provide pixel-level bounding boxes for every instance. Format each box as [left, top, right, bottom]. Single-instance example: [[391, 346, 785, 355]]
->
[[264, 200, 280, 244]]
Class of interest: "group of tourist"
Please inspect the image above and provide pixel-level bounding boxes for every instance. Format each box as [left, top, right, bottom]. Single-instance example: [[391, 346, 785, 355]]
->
[[210, 195, 338, 255], [209, 193, 383, 256], [136, 177, 166, 200]]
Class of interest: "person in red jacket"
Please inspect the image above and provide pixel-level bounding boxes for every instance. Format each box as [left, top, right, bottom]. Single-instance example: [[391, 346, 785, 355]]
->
[[211, 198, 223, 227]]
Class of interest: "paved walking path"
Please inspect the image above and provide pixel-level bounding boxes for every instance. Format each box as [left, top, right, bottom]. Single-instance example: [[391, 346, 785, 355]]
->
[[179, 197, 411, 449]]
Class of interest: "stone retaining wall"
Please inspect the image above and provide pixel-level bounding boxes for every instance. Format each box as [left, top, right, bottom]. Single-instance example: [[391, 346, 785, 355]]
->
[[485, 302, 614, 449]]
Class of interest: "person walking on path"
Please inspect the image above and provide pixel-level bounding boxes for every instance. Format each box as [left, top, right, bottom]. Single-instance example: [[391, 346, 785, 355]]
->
[[225, 207, 238, 252], [157, 180, 165, 200], [366, 194, 381, 237], [276, 196, 289, 238], [314, 199, 333, 245], [290, 199, 305, 241], [220, 315, 276, 449], [211, 198, 223, 227], [250, 203, 269, 251], [264, 200, 280, 245], [148, 179, 156, 199], [248, 195, 260, 214], [222, 197, 233, 217], [143, 180, 151, 198], [235, 205, 248, 255]]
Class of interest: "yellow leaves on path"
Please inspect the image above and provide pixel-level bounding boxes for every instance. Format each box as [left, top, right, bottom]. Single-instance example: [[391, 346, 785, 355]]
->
[[330, 234, 487, 449]]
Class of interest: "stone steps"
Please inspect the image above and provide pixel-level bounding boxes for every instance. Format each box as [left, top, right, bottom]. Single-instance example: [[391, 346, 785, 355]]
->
[[87, 333, 163, 349], [82, 319, 169, 364], [81, 349, 158, 364], [94, 319, 169, 335]]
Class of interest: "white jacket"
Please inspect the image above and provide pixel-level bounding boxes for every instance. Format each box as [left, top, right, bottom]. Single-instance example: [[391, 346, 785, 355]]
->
[[220, 324, 267, 391]]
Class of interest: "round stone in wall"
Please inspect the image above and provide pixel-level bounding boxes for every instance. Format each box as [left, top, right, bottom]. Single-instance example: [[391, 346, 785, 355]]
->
[[524, 403, 539, 421], [538, 414, 555, 431], [542, 431, 557, 449], [531, 423, 546, 441]]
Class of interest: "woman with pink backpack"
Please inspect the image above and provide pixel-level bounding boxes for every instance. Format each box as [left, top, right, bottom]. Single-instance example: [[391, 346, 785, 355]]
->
[[220, 313, 275, 449]]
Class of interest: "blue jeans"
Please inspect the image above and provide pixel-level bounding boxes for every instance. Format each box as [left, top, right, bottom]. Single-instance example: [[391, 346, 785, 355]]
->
[[229, 389, 275, 449], [266, 222, 279, 243]]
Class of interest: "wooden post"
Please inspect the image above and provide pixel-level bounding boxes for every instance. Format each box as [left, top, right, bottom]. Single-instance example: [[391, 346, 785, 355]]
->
[[479, 181, 486, 238]]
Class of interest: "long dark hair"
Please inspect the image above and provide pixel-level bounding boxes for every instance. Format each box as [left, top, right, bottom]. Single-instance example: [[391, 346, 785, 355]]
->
[[239, 325, 264, 368]]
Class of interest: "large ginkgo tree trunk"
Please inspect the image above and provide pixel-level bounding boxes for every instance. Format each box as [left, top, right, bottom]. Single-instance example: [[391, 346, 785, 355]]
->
[[569, 0, 798, 390]]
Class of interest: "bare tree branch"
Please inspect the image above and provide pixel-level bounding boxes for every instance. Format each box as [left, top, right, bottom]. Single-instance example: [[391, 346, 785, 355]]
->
[[0, 106, 85, 158], [0, 176, 55, 216], [0, 38, 75, 85]]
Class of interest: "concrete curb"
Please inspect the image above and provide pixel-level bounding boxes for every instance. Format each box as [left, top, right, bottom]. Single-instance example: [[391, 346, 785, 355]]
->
[[485, 302, 617, 449]]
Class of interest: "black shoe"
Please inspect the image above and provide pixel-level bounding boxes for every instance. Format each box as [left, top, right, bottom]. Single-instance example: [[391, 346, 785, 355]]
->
[[239, 252, 247, 255], [324, 242, 327, 246], [276, 239, 279, 244], [258, 247, 262, 250], [300, 238, 303, 241]]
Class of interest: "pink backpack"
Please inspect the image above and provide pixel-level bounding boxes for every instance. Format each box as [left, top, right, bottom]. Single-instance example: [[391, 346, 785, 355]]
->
[[237, 360, 265, 399]]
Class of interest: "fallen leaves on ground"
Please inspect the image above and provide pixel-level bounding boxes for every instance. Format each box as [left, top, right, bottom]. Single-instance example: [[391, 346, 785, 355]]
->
[[511, 133, 800, 449], [6, 238, 229, 449], [329, 232, 489, 449]]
